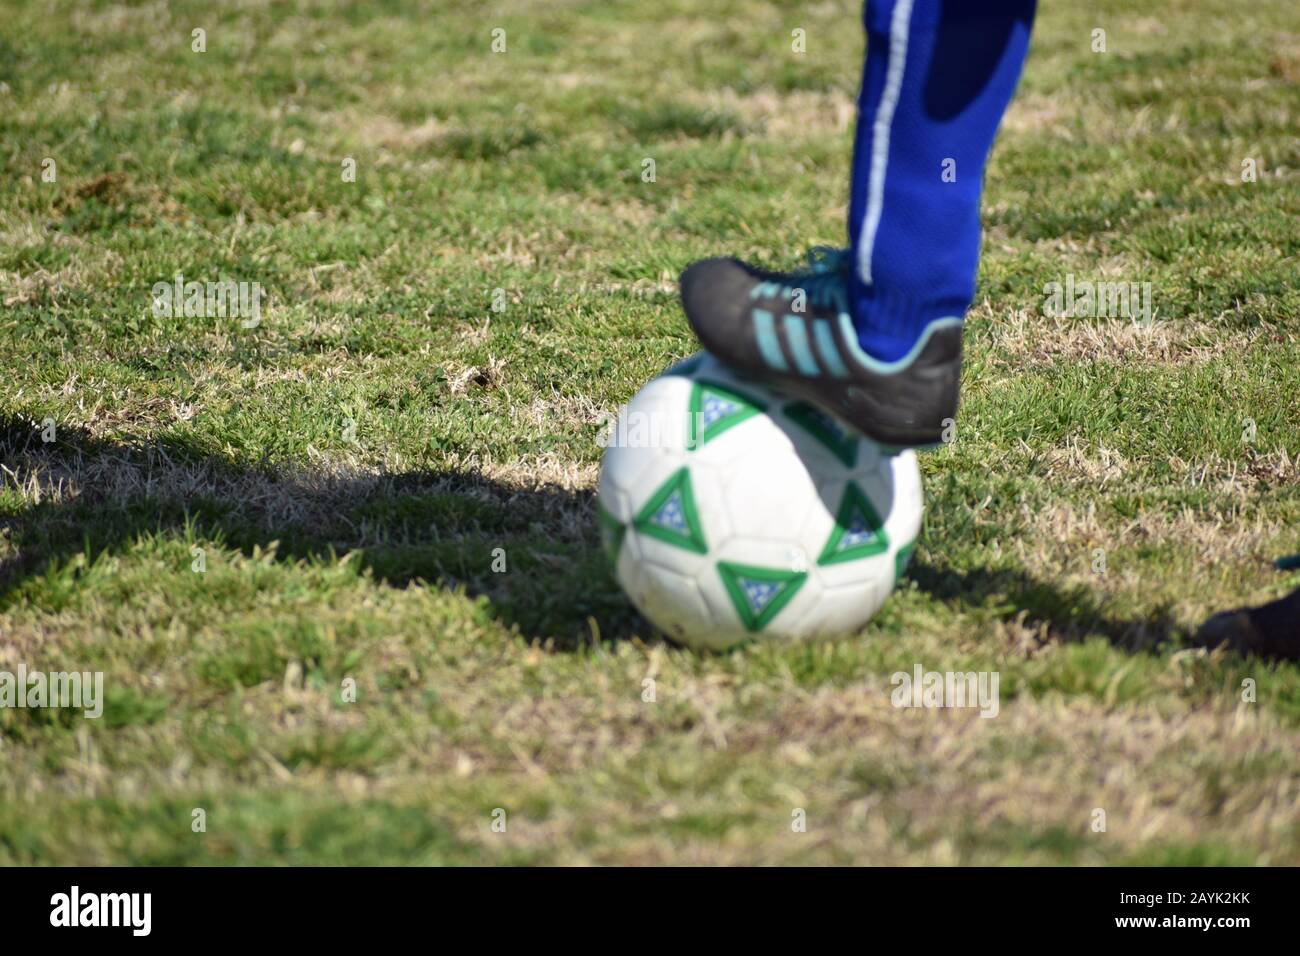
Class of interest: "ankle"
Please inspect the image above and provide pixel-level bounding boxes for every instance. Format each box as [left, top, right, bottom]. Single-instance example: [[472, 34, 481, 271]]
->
[[848, 275, 970, 362]]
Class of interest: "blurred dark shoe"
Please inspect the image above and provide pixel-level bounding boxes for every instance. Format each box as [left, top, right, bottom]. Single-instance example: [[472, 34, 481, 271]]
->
[[1194, 586, 1300, 660]]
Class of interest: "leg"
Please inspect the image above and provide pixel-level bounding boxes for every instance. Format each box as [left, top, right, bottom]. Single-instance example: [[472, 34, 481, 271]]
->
[[679, 0, 1036, 446], [849, 0, 1036, 362]]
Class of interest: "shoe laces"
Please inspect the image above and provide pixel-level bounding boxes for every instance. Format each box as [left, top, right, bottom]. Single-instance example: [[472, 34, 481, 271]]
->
[[787, 247, 851, 310], [804, 246, 851, 274]]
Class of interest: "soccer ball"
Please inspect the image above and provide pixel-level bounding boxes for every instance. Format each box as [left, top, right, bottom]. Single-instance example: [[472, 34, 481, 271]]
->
[[597, 353, 923, 651]]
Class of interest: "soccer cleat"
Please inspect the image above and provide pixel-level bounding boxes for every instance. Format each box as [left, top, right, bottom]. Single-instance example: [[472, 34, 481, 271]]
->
[[1194, 586, 1300, 661], [679, 248, 962, 447]]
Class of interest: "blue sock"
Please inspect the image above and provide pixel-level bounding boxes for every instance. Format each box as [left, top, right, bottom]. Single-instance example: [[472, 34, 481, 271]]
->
[[848, 0, 1035, 363]]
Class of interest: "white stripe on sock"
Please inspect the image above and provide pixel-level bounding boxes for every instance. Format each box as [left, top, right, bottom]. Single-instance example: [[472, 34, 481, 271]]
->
[[857, 0, 915, 287]]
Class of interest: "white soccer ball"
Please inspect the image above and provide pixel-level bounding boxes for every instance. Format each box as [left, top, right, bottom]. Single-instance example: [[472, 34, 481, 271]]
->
[[598, 353, 924, 651]]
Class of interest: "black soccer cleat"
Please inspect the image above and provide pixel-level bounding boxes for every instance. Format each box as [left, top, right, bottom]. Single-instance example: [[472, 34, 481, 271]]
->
[[1195, 585, 1300, 661], [679, 249, 963, 448]]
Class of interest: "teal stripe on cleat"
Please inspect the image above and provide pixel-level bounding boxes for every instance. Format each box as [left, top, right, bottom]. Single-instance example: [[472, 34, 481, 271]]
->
[[753, 308, 790, 372], [812, 319, 850, 378], [783, 315, 820, 376], [836, 314, 963, 374]]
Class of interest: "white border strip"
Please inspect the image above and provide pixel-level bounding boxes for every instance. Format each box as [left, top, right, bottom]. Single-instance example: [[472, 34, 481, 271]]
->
[[857, 0, 915, 286]]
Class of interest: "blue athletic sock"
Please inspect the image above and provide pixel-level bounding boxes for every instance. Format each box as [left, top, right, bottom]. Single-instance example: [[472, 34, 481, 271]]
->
[[848, 0, 1035, 363]]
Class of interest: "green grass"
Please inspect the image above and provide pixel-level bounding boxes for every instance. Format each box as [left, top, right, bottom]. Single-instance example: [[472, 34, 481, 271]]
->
[[1, 0, 1299, 865]]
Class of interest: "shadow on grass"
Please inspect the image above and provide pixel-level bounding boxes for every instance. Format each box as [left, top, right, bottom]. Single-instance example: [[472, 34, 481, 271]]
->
[[0, 415, 641, 649], [1, 414, 1183, 651], [907, 559, 1185, 648]]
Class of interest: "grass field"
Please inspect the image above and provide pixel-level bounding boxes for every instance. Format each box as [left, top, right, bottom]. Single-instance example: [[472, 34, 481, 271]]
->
[[2, 0, 1299, 865]]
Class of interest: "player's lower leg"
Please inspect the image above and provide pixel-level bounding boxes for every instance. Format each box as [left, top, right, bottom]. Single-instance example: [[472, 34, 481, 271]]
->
[[680, 0, 1036, 447]]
